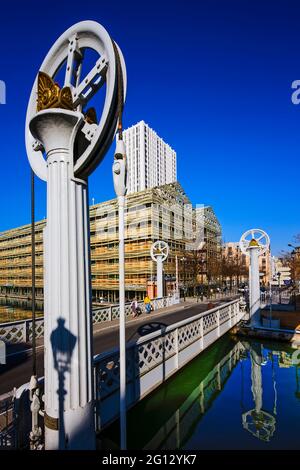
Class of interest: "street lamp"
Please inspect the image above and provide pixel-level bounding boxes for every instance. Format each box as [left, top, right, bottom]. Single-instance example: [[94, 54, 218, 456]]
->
[[181, 257, 187, 302], [199, 255, 205, 300], [113, 134, 127, 450]]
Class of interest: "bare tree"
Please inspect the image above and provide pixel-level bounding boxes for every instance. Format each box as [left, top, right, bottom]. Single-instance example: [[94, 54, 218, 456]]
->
[[221, 249, 248, 290], [293, 233, 300, 243], [280, 249, 300, 287]]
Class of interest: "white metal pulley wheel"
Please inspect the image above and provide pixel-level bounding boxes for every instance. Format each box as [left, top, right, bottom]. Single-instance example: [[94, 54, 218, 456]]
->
[[150, 241, 169, 262], [239, 229, 270, 256], [25, 20, 126, 181]]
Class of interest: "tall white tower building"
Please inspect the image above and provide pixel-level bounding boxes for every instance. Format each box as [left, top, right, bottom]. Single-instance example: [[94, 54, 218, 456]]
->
[[123, 120, 177, 194]]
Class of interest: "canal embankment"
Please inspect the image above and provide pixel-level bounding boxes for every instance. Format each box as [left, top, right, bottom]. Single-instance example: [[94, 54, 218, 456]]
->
[[232, 301, 300, 348]]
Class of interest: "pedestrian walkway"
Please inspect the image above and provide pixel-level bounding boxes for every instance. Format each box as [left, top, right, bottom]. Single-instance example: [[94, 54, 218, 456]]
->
[[0, 294, 238, 396], [92, 294, 238, 335], [93, 301, 186, 334]]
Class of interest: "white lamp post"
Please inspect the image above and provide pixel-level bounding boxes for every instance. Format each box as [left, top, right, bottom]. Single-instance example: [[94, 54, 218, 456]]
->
[[25, 21, 126, 450], [151, 241, 169, 298], [175, 254, 179, 296], [239, 229, 270, 326], [112, 136, 127, 450]]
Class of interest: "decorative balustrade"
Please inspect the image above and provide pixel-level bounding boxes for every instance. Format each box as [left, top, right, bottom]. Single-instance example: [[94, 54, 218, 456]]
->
[[0, 295, 180, 344], [93, 298, 244, 429], [260, 290, 293, 306], [2, 298, 244, 448], [0, 317, 44, 344]]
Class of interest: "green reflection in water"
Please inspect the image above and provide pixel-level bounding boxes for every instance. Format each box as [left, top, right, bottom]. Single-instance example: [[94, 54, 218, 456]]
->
[[99, 334, 300, 450]]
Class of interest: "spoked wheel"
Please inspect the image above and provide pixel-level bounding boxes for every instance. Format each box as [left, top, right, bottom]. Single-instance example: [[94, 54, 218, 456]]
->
[[239, 229, 270, 256], [150, 240, 169, 262], [26, 20, 126, 181]]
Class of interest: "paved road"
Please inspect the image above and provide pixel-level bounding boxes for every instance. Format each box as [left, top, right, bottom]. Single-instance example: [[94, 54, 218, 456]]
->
[[0, 297, 237, 396]]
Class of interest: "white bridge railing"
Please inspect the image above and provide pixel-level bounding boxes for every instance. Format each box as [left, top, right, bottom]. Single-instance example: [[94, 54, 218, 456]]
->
[[0, 298, 244, 448], [260, 291, 293, 305], [0, 295, 180, 344], [94, 298, 244, 429]]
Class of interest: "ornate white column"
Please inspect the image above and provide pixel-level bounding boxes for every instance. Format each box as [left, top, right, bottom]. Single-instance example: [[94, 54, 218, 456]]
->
[[150, 241, 169, 299], [248, 241, 261, 326], [30, 109, 94, 449], [239, 229, 270, 327], [156, 256, 163, 298]]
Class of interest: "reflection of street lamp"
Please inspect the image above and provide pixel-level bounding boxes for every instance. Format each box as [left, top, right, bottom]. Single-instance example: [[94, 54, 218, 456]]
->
[[242, 342, 276, 442], [181, 257, 186, 302], [25, 21, 126, 450]]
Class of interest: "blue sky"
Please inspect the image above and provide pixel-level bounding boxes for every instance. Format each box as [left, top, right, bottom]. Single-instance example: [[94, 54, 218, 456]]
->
[[0, 0, 299, 254]]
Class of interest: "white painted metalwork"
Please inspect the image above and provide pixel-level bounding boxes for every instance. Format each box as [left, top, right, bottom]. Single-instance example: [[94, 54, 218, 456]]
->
[[175, 254, 179, 295], [240, 229, 270, 326], [0, 317, 44, 344], [249, 243, 261, 325], [0, 392, 15, 448], [112, 136, 128, 449], [29, 375, 43, 449], [150, 241, 169, 298], [0, 296, 178, 345], [239, 229, 270, 256], [144, 342, 243, 449], [4, 299, 244, 448], [25, 20, 126, 450], [94, 298, 244, 429], [26, 21, 126, 181]]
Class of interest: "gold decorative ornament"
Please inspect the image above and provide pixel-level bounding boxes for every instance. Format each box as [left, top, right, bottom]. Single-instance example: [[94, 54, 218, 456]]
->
[[249, 238, 259, 247], [37, 72, 74, 111], [44, 412, 59, 430]]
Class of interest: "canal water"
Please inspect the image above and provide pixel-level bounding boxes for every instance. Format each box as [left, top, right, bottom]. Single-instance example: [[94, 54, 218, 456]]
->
[[100, 334, 300, 450], [0, 297, 43, 322]]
